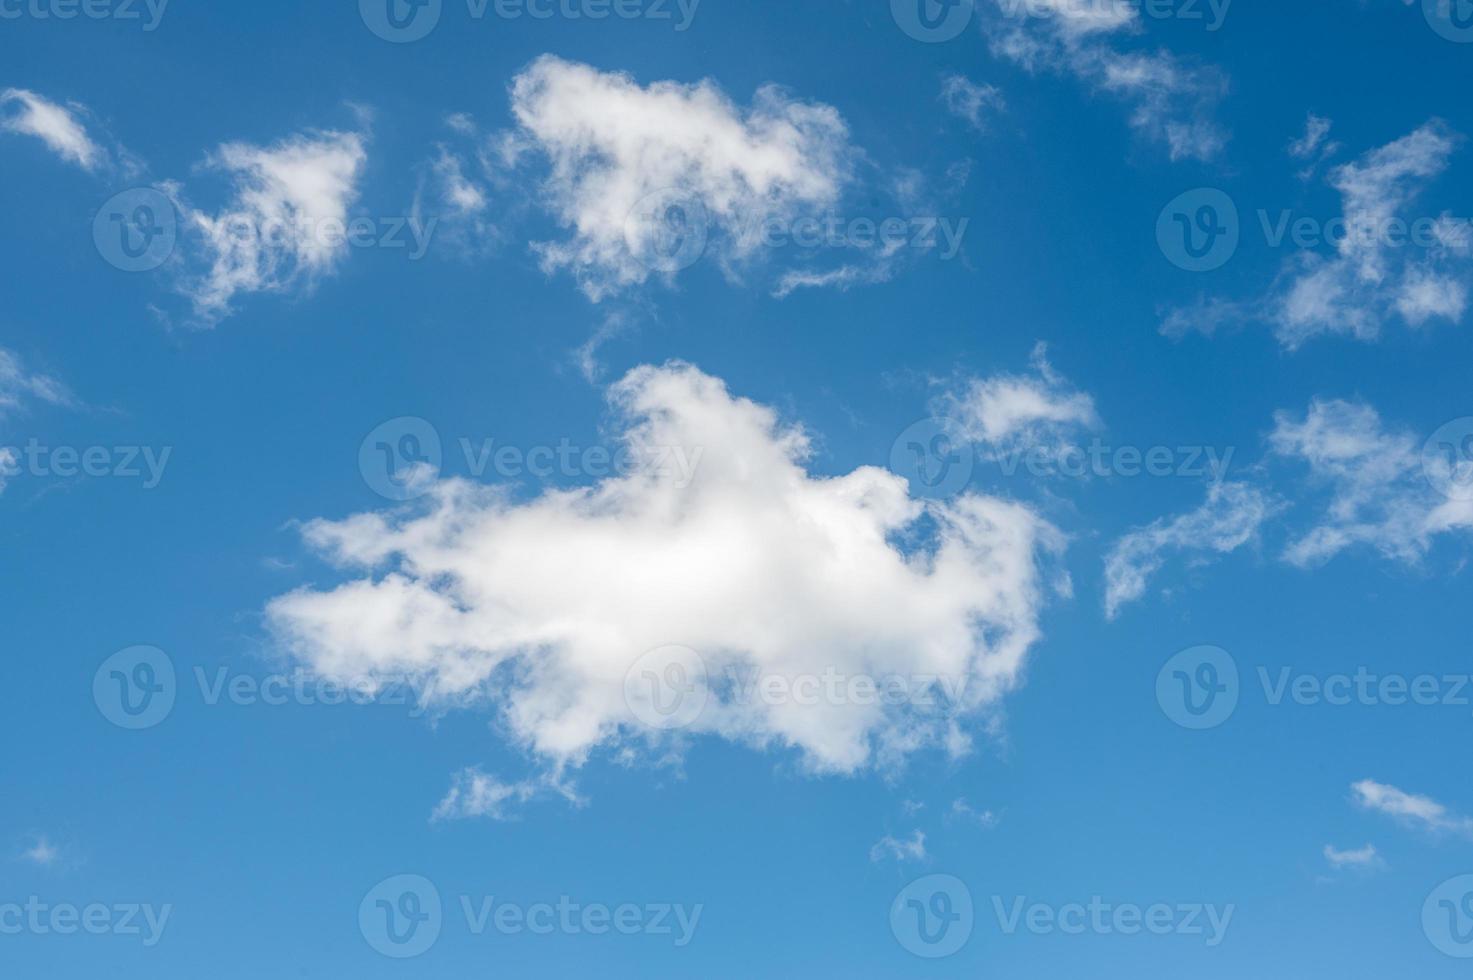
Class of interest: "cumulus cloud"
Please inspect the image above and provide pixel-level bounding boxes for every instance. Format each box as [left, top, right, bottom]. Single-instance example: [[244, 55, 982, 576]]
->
[[1270, 399, 1472, 566], [506, 55, 855, 301], [978, 1, 1228, 160], [267, 363, 1066, 812], [941, 342, 1100, 460], [940, 74, 1005, 132], [0, 88, 106, 171], [870, 830, 927, 863], [1103, 482, 1280, 619], [168, 128, 369, 324], [1352, 779, 1473, 838], [1322, 843, 1384, 871]]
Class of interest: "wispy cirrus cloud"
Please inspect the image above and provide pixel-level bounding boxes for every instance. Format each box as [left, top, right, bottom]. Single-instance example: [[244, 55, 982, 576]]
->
[[1164, 121, 1471, 349], [1270, 399, 1472, 567], [940, 73, 1005, 132], [1323, 843, 1384, 871], [1104, 482, 1281, 619], [870, 830, 928, 863], [977, 0, 1229, 161], [1352, 780, 1473, 838], [0, 88, 107, 172], [0, 348, 74, 419]]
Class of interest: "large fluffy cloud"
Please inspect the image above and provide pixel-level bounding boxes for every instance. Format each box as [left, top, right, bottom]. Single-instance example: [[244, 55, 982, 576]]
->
[[267, 363, 1066, 803], [502, 56, 856, 299]]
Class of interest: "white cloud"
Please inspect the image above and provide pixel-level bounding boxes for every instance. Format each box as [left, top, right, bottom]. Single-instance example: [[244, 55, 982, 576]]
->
[[1352, 780, 1473, 837], [978, 3, 1228, 161], [169, 128, 369, 324], [947, 798, 999, 828], [771, 262, 895, 299], [942, 342, 1100, 458], [19, 837, 60, 867], [411, 115, 509, 258], [0, 348, 73, 418], [267, 363, 1066, 803], [1274, 121, 1467, 346], [1322, 843, 1384, 871], [0, 89, 105, 171], [870, 830, 927, 863], [1163, 122, 1470, 347], [507, 55, 855, 301], [1289, 114, 1334, 160], [1289, 113, 1341, 181], [940, 74, 1005, 132], [1270, 399, 1472, 566], [1103, 482, 1280, 619], [1095, 51, 1229, 162], [431, 768, 580, 822]]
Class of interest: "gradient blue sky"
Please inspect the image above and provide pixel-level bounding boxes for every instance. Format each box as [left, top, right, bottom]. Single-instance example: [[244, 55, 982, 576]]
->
[[4, 0, 1473, 976]]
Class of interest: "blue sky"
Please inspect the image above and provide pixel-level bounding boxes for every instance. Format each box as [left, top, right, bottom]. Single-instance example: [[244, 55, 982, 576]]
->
[[4, 0, 1473, 976]]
